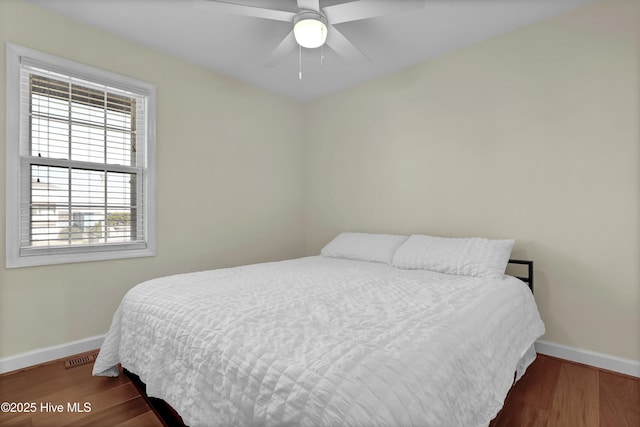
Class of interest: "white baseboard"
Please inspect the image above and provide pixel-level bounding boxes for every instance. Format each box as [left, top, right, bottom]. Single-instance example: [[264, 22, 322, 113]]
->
[[536, 340, 640, 378], [0, 335, 105, 374]]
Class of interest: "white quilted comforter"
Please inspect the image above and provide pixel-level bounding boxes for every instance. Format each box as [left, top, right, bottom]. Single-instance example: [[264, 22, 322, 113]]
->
[[94, 256, 544, 427]]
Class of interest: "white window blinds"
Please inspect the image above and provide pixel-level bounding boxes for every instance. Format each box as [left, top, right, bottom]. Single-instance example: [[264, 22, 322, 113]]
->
[[21, 65, 147, 252], [6, 44, 156, 267]]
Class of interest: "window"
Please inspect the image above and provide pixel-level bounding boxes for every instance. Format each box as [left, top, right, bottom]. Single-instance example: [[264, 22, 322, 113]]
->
[[6, 44, 156, 267]]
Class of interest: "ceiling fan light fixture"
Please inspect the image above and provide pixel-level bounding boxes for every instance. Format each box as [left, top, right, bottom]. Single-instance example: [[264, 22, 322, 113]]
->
[[293, 11, 328, 49]]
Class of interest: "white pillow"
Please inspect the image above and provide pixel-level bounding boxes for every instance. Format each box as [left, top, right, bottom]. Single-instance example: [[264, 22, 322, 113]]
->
[[321, 232, 409, 264], [391, 234, 515, 278]]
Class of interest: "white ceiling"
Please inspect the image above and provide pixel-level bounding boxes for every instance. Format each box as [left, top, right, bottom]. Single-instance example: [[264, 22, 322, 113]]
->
[[28, 0, 595, 101]]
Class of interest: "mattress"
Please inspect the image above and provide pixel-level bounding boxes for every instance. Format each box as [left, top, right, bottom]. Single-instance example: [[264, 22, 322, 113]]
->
[[94, 256, 545, 427]]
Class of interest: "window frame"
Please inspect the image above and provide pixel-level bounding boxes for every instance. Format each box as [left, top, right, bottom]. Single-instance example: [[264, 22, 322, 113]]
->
[[5, 43, 156, 268]]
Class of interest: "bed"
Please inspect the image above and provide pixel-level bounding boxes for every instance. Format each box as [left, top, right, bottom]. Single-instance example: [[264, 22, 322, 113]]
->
[[93, 233, 545, 427]]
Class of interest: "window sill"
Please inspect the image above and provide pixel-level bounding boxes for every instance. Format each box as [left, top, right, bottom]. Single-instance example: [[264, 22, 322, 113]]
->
[[6, 245, 155, 268]]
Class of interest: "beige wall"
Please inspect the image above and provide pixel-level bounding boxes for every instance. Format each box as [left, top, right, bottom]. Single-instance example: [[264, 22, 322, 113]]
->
[[304, 0, 640, 361], [0, 0, 306, 358], [1, 0, 638, 364]]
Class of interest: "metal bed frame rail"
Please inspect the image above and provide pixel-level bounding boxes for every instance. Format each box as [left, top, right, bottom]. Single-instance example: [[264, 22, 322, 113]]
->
[[508, 259, 534, 293]]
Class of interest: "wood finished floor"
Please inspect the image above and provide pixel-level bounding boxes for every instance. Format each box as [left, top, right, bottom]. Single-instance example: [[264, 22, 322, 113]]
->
[[0, 351, 163, 427], [0, 351, 637, 426], [490, 355, 640, 427]]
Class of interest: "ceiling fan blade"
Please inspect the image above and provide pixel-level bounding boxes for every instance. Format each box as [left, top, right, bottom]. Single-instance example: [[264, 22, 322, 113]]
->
[[297, 0, 320, 12], [325, 26, 370, 63], [264, 30, 297, 67], [200, 0, 296, 22], [324, 0, 424, 25]]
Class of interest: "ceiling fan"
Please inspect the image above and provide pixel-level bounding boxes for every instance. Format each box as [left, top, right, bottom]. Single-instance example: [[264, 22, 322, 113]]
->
[[200, 0, 424, 72]]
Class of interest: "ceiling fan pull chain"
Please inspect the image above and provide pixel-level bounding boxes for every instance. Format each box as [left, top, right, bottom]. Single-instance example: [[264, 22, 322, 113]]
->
[[299, 45, 303, 80], [320, 24, 325, 65]]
